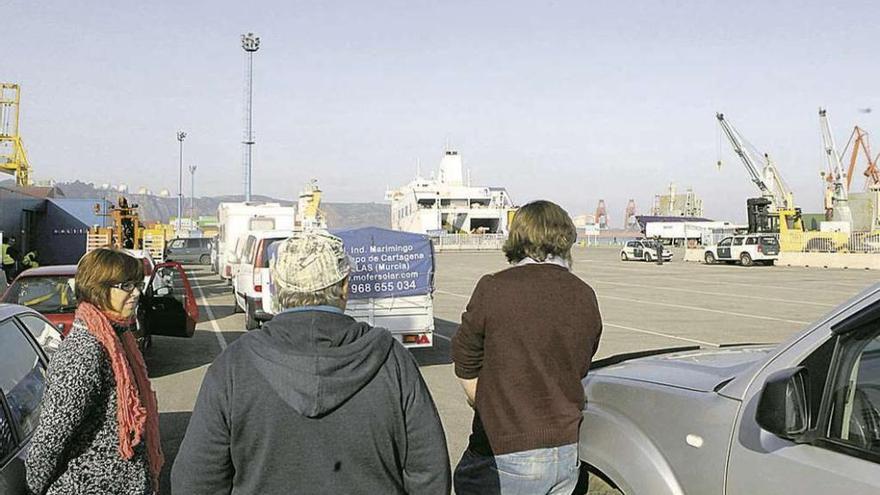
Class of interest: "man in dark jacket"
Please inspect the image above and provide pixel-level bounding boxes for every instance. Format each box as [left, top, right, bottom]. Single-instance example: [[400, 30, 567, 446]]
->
[[172, 230, 450, 494]]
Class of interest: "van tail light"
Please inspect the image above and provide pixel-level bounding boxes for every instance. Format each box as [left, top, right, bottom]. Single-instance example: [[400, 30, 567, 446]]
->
[[757, 244, 763, 253], [255, 285, 262, 293], [225, 265, 232, 277]]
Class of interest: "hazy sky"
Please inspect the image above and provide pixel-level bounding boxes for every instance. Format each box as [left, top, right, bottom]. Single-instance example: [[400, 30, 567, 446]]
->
[[6, 0, 880, 222]]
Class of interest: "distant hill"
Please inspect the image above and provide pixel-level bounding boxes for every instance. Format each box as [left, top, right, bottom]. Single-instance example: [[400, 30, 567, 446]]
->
[[53, 180, 390, 229]]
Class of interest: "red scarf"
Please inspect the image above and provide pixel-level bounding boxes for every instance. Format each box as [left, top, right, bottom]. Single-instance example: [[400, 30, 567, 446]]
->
[[75, 302, 164, 493]]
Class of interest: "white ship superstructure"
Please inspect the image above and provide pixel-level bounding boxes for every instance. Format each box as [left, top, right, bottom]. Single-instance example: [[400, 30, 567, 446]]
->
[[386, 150, 516, 234]]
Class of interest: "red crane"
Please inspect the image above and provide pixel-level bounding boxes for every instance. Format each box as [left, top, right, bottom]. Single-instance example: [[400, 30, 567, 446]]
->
[[840, 126, 880, 191]]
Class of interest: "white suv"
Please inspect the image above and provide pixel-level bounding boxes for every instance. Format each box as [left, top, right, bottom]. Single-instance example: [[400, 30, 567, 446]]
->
[[704, 234, 779, 266], [233, 230, 294, 330]]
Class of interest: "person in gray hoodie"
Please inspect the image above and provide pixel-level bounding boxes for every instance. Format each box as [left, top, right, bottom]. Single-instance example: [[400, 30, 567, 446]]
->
[[171, 230, 450, 494]]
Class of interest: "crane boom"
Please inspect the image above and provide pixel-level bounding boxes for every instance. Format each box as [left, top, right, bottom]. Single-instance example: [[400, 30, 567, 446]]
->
[[819, 108, 848, 201], [716, 113, 771, 196], [716, 113, 795, 210], [818, 108, 853, 225]]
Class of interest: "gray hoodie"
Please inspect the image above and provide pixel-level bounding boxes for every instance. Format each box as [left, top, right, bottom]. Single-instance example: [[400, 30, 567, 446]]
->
[[171, 309, 450, 494]]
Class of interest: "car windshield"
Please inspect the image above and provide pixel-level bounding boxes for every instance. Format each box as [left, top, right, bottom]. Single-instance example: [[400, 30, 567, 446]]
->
[[760, 237, 779, 246], [3, 276, 77, 314]]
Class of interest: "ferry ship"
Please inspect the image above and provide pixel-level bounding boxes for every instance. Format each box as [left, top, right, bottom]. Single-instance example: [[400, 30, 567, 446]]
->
[[385, 150, 516, 235]]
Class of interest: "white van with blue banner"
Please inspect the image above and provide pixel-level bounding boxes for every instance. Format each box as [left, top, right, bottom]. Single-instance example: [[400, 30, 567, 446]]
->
[[260, 227, 435, 348]]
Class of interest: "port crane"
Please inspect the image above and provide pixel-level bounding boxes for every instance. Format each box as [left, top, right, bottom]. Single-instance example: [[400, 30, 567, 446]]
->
[[594, 199, 608, 229], [0, 83, 32, 186], [623, 199, 638, 230], [716, 113, 803, 233], [818, 109, 853, 225], [840, 126, 880, 192]]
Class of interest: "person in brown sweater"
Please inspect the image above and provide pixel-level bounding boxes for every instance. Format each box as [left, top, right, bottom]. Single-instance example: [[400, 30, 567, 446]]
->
[[451, 200, 603, 495]]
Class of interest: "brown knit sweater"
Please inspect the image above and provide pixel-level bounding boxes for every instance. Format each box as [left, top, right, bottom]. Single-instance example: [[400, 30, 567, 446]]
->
[[451, 263, 602, 456]]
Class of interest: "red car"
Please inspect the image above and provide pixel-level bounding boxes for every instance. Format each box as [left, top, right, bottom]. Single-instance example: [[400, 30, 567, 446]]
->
[[1, 261, 199, 347], [1, 265, 78, 335]]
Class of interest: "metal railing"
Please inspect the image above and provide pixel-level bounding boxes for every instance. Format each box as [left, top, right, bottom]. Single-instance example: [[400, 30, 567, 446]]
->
[[431, 233, 506, 251], [779, 231, 880, 253]]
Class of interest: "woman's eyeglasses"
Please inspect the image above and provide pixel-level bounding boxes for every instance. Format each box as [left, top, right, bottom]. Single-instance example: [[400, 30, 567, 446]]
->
[[111, 281, 145, 293]]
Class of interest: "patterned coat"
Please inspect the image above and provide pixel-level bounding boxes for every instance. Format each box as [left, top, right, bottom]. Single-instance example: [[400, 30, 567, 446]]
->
[[26, 320, 153, 495]]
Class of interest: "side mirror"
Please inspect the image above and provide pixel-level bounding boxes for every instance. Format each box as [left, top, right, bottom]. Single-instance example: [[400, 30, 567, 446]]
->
[[756, 366, 810, 440]]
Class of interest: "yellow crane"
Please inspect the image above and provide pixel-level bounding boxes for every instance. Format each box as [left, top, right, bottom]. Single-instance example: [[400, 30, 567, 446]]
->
[[0, 83, 32, 186]]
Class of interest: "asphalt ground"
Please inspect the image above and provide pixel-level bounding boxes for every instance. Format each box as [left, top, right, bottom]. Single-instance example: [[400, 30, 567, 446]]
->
[[147, 246, 880, 494]]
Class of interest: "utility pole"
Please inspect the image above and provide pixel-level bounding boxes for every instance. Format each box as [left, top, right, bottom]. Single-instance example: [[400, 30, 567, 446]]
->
[[176, 130, 186, 232], [189, 165, 197, 230], [241, 32, 260, 202]]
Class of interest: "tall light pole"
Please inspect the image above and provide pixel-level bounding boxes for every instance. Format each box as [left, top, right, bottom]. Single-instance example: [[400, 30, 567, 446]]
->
[[176, 130, 186, 232], [189, 164, 197, 230], [241, 32, 260, 202]]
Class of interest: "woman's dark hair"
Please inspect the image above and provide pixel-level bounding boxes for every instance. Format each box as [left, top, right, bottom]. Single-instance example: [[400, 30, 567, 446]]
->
[[502, 200, 577, 264], [75, 248, 144, 311]]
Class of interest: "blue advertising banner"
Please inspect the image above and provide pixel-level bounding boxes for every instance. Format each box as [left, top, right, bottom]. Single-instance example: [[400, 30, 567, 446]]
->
[[333, 227, 434, 300], [265, 228, 434, 303]]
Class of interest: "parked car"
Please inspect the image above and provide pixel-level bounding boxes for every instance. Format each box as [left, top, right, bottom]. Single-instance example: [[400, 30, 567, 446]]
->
[[579, 283, 880, 494], [164, 237, 212, 265], [0, 265, 77, 336], [620, 239, 673, 262], [232, 230, 293, 330], [0, 303, 63, 494], [704, 234, 779, 266], [1, 262, 199, 349]]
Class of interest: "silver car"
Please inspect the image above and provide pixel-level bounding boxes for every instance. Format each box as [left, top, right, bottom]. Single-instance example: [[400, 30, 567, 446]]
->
[[0, 304, 62, 494], [580, 283, 880, 494]]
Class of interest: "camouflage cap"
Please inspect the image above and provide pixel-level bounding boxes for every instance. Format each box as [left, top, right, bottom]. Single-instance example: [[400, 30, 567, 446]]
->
[[270, 230, 351, 293]]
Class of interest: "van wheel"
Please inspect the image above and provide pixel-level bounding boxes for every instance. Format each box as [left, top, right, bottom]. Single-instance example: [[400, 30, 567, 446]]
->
[[740, 252, 753, 267], [620, 252, 628, 261], [644, 252, 653, 262], [245, 299, 259, 330], [704, 252, 716, 264], [199, 254, 211, 265]]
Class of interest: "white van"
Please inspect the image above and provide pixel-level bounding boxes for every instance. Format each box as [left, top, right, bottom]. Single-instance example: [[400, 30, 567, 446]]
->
[[232, 229, 294, 329], [216, 202, 296, 283]]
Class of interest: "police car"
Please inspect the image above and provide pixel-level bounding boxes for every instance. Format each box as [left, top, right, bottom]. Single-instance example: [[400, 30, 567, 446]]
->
[[620, 239, 673, 262]]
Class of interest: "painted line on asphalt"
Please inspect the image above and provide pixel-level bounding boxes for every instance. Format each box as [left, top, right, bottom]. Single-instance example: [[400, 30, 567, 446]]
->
[[441, 287, 807, 325], [434, 333, 452, 342], [435, 289, 719, 347], [604, 323, 720, 347], [191, 276, 228, 351], [599, 294, 809, 325], [590, 279, 835, 307]]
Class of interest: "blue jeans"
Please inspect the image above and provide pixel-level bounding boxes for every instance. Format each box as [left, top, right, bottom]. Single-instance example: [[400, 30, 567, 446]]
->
[[454, 444, 580, 495]]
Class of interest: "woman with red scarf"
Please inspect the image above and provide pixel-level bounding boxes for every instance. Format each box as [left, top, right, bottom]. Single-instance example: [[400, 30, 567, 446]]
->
[[26, 248, 163, 494]]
